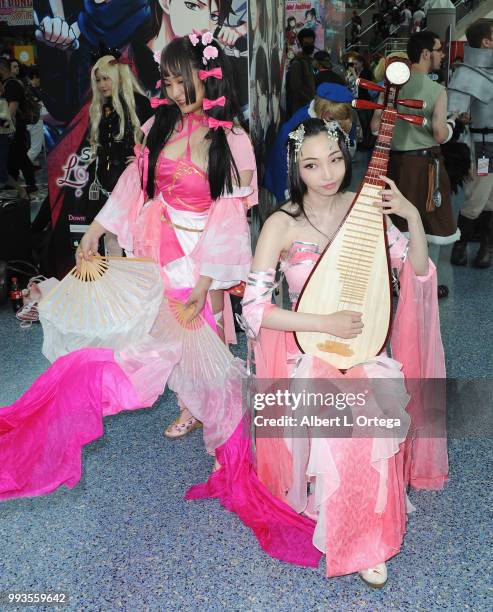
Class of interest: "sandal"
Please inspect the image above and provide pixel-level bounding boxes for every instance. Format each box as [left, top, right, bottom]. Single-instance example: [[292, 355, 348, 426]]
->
[[359, 562, 388, 589], [16, 301, 40, 328], [164, 414, 202, 439]]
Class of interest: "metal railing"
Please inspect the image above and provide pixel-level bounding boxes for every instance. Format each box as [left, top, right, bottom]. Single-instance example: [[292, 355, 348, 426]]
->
[[345, 2, 378, 29], [454, 0, 489, 23], [343, 0, 409, 52], [345, 0, 489, 58]]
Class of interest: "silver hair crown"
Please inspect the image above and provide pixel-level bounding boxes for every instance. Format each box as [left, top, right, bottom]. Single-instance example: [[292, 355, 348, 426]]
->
[[324, 119, 350, 147], [288, 124, 305, 161]]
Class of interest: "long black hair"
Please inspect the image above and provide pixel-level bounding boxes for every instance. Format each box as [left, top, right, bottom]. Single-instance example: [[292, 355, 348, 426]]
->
[[282, 118, 352, 219], [145, 35, 241, 200]]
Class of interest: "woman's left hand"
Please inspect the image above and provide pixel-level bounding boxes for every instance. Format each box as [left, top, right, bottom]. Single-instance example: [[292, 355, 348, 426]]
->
[[377, 175, 418, 222]]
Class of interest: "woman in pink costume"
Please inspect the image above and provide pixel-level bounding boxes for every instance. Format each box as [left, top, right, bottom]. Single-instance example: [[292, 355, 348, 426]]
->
[[188, 118, 448, 587], [0, 34, 256, 499], [79, 32, 256, 439]]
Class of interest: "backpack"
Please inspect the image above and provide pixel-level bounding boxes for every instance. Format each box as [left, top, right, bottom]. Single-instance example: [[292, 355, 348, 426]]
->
[[22, 83, 41, 125], [5, 78, 41, 125]]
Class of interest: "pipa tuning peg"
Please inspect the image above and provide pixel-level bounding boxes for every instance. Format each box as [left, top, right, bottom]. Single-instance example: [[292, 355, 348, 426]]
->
[[356, 78, 385, 93], [352, 99, 384, 111], [397, 98, 426, 109], [397, 112, 427, 126]]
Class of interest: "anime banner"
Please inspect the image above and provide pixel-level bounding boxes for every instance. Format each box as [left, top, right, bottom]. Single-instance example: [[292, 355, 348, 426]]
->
[[285, 1, 325, 61], [248, 0, 284, 178], [33, 0, 249, 278]]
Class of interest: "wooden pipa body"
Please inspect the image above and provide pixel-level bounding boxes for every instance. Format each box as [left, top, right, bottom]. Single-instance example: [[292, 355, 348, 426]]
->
[[295, 71, 418, 370]]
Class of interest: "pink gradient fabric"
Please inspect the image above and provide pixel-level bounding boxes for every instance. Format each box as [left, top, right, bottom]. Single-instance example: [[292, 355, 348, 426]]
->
[[186, 422, 322, 567], [0, 349, 142, 500]]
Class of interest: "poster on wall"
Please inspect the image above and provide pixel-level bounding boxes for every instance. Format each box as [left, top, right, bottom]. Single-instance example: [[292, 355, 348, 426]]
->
[[0, 0, 33, 26], [33, 0, 249, 277], [249, 0, 284, 178], [285, 1, 325, 61]]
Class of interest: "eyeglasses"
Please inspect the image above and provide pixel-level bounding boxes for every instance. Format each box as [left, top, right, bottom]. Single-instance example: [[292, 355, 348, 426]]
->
[[347, 62, 355, 67], [432, 46, 443, 53]]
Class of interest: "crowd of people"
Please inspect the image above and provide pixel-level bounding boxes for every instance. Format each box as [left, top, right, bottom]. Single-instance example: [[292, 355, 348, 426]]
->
[[1, 15, 492, 592], [348, 0, 431, 50], [283, 20, 493, 301]]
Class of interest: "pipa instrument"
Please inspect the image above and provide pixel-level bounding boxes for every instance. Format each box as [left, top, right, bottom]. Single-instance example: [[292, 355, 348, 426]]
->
[[294, 59, 426, 370]]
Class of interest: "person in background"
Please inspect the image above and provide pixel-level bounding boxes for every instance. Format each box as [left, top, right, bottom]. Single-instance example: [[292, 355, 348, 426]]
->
[[26, 67, 45, 167], [264, 83, 356, 203], [400, 3, 413, 33], [371, 31, 459, 298], [85, 53, 153, 256], [313, 51, 346, 87], [345, 52, 375, 150], [0, 58, 37, 193], [0, 80, 14, 189], [286, 28, 316, 116], [448, 19, 493, 269], [10, 59, 20, 78]]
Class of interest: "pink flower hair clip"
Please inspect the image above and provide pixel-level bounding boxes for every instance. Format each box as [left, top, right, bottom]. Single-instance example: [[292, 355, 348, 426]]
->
[[203, 45, 218, 65], [153, 50, 161, 65], [188, 32, 200, 46]]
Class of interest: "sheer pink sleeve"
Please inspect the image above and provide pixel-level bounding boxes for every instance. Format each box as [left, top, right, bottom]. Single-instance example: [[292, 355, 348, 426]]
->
[[241, 269, 277, 340], [387, 223, 435, 282], [227, 128, 258, 208], [191, 189, 253, 286]]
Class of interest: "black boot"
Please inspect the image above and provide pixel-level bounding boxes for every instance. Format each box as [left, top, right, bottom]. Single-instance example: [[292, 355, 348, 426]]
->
[[450, 214, 477, 266], [473, 211, 493, 269]]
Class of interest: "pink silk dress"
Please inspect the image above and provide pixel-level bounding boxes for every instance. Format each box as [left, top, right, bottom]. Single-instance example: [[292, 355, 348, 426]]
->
[[187, 224, 448, 577], [0, 117, 256, 499]]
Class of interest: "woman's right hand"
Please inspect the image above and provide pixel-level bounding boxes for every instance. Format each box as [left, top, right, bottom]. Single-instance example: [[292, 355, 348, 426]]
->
[[318, 310, 363, 339], [76, 225, 103, 271]]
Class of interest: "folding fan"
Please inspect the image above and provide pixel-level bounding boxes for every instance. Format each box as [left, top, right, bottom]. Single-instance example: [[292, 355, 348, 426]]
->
[[39, 256, 163, 362], [153, 296, 237, 390]]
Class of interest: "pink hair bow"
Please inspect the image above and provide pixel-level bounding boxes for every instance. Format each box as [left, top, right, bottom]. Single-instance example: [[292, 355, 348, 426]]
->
[[198, 67, 223, 80], [203, 96, 226, 110], [150, 97, 169, 108], [208, 117, 233, 130]]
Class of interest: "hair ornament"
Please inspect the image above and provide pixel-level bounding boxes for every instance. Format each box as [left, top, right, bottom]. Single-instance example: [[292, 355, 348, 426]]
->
[[153, 50, 161, 65], [208, 117, 233, 130], [201, 31, 214, 45], [198, 67, 223, 81], [203, 96, 226, 110], [288, 124, 306, 161], [90, 43, 122, 65], [203, 45, 219, 65], [323, 119, 350, 147], [189, 32, 200, 46], [150, 97, 169, 108]]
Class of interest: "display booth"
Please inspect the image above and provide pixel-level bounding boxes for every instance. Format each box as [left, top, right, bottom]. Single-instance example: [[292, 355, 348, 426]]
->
[[32, 1, 344, 277]]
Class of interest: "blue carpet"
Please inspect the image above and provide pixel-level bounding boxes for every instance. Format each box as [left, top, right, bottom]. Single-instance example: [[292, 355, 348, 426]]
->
[[0, 164, 492, 610]]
